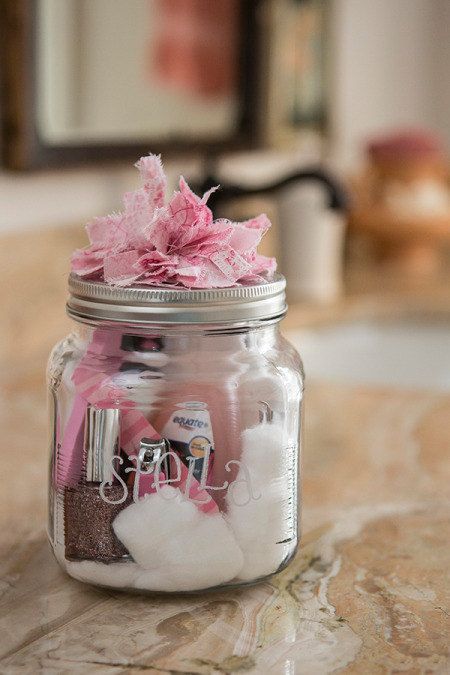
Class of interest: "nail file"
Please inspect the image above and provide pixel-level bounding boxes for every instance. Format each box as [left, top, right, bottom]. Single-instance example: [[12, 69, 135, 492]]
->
[[57, 330, 123, 487]]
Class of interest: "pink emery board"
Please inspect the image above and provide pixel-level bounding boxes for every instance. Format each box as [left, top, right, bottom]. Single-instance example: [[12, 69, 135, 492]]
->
[[65, 329, 218, 513], [57, 330, 124, 487]]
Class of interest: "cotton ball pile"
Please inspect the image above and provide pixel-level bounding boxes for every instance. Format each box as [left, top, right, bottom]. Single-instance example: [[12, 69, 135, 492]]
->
[[66, 424, 296, 591], [113, 485, 244, 591], [66, 559, 139, 589], [226, 422, 294, 581], [66, 559, 182, 593]]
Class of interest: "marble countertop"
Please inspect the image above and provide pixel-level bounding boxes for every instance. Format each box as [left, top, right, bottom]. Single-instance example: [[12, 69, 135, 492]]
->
[[0, 227, 449, 673], [2, 375, 449, 673]]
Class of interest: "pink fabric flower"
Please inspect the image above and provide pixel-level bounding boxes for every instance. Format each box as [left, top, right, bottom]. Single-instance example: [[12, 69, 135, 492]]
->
[[104, 250, 142, 286], [135, 250, 181, 285], [71, 153, 276, 288], [71, 154, 166, 275], [134, 154, 166, 207]]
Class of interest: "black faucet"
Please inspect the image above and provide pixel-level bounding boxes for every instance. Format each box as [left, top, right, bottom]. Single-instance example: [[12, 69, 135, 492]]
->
[[194, 164, 348, 213]]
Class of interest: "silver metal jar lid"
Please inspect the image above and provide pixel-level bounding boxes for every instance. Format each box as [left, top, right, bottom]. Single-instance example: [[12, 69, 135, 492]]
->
[[67, 273, 286, 325]]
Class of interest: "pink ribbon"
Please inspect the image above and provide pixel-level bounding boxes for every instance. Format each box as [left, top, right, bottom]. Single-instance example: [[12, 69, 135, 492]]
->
[[58, 328, 218, 514]]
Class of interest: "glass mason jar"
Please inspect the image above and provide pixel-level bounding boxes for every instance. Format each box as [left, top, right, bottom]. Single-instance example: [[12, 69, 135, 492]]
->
[[47, 273, 304, 593]]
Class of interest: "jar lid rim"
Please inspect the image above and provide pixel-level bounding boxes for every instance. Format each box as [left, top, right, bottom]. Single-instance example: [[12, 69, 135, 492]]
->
[[67, 273, 286, 325]]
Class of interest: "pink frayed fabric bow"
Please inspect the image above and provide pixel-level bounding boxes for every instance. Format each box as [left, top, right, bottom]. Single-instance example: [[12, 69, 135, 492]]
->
[[71, 154, 276, 288]]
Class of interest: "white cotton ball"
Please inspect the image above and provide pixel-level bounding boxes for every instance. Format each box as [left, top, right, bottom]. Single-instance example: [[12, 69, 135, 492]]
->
[[226, 422, 295, 581], [240, 423, 286, 479], [112, 486, 244, 592], [113, 486, 197, 569], [132, 567, 179, 592], [66, 559, 139, 589]]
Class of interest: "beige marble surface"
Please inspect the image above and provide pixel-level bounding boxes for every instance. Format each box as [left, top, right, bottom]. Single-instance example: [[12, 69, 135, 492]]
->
[[1, 375, 449, 674], [0, 226, 449, 673]]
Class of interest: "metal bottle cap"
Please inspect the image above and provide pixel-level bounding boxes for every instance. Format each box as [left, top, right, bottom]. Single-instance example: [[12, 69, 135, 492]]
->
[[138, 437, 170, 471], [138, 437, 171, 482], [67, 273, 287, 325], [85, 407, 121, 483]]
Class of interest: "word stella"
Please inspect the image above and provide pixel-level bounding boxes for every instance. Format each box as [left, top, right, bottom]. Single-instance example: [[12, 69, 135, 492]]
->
[[99, 448, 261, 507]]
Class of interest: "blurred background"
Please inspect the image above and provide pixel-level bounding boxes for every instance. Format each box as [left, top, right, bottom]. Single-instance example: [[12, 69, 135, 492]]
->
[[2, 0, 450, 390], [2, 4, 450, 666]]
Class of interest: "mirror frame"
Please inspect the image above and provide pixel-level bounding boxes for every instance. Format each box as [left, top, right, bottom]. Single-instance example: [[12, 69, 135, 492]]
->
[[1, 0, 264, 169]]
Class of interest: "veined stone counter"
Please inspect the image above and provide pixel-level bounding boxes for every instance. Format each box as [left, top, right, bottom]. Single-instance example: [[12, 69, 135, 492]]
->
[[0, 225, 449, 672], [1, 370, 448, 673]]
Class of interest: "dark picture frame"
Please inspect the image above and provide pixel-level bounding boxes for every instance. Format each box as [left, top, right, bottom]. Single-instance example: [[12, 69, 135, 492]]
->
[[261, 0, 329, 147], [1, 0, 264, 170]]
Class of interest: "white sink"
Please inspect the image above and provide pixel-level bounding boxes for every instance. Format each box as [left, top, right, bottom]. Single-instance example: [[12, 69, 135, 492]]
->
[[285, 318, 450, 391]]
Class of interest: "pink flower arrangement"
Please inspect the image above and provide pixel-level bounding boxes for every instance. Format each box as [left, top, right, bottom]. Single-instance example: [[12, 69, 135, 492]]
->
[[71, 154, 276, 288]]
